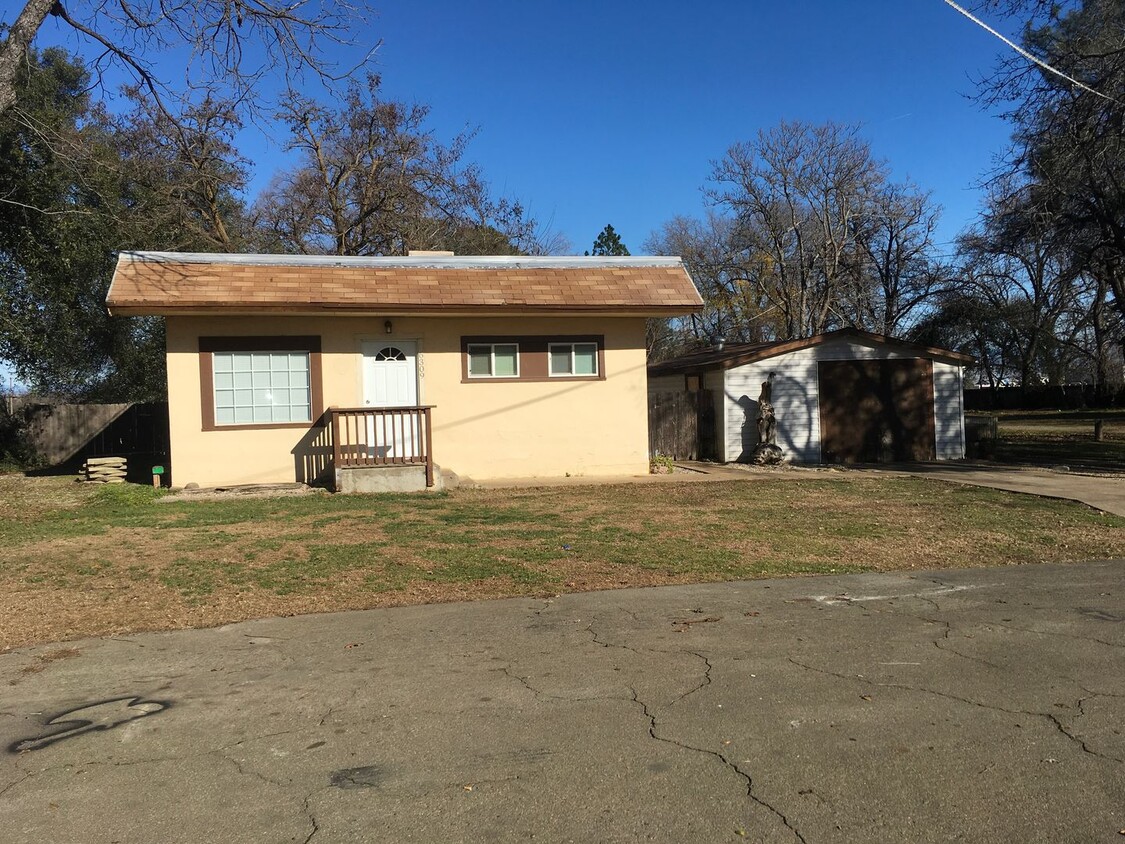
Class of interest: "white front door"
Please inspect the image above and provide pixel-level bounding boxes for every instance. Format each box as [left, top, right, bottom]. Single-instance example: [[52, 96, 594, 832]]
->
[[362, 341, 419, 458]]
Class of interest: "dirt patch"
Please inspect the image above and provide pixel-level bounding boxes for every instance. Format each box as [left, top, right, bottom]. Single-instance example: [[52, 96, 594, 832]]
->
[[17, 646, 81, 675]]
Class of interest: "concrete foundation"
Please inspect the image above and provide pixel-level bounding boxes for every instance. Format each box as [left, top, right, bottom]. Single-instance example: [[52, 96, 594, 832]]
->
[[334, 464, 442, 494]]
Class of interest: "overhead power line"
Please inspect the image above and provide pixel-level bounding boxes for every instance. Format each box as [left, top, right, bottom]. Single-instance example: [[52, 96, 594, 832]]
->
[[941, 0, 1123, 107]]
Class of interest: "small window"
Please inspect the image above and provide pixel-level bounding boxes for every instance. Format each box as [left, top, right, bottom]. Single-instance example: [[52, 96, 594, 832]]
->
[[467, 343, 519, 378], [549, 342, 599, 377], [375, 346, 407, 361], [213, 351, 311, 424]]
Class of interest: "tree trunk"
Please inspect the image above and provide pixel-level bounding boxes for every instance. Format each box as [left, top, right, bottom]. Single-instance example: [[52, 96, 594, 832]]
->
[[0, 0, 57, 116], [1091, 273, 1109, 402]]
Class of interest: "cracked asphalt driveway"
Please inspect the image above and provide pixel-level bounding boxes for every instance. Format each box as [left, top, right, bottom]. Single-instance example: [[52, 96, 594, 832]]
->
[[1, 560, 1123, 843]]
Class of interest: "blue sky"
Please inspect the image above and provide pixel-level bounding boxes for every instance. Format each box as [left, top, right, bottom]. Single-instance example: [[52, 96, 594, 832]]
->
[[19, 0, 1020, 252], [348, 0, 1018, 253]]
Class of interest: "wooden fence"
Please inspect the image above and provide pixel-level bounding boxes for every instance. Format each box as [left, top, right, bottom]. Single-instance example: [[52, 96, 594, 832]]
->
[[5, 398, 169, 472], [649, 391, 712, 460], [965, 384, 1125, 410]]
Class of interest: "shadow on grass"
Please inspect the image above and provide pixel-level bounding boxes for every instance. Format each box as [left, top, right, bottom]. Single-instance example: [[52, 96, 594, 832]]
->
[[993, 436, 1125, 473]]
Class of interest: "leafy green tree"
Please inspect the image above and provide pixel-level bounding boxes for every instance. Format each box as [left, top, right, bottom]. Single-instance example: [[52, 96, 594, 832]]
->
[[0, 48, 247, 400], [586, 224, 630, 256]]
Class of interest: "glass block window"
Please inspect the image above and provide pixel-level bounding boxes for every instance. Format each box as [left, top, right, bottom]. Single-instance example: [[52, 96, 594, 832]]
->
[[549, 342, 598, 377], [467, 343, 519, 378], [213, 351, 311, 425]]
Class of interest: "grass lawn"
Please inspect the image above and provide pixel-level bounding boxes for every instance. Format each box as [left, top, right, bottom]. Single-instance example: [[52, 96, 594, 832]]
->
[[991, 411, 1125, 472], [1, 472, 1123, 650]]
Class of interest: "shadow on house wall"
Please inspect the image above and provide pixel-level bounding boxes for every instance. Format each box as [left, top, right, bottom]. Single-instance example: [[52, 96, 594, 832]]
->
[[292, 413, 334, 487]]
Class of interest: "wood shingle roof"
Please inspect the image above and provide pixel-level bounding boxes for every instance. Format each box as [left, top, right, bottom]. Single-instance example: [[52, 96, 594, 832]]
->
[[106, 252, 704, 316]]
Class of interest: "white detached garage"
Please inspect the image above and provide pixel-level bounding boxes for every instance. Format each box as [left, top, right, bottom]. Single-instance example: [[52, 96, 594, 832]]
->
[[649, 329, 972, 464]]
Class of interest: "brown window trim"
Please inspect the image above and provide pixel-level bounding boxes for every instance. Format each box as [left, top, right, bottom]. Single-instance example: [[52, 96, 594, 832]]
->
[[199, 336, 323, 432], [461, 335, 605, 383]]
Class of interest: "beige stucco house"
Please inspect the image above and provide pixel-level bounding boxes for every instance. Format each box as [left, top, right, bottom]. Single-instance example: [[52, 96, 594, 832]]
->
[[106, 251, 702, 490]]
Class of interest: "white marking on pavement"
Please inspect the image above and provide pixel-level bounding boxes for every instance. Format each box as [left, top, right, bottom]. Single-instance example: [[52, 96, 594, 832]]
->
[[810, 584, 989, 606]]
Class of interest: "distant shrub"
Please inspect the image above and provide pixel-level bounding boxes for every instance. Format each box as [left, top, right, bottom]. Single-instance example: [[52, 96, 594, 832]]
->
[[0, 403, 38, 472]]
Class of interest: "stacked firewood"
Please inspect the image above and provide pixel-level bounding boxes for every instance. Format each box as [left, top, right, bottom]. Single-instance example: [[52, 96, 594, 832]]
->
[[79, 456, 127, 484]]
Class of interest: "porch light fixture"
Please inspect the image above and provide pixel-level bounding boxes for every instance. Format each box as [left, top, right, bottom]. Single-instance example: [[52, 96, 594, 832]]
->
[[384, 319, 393, 334]]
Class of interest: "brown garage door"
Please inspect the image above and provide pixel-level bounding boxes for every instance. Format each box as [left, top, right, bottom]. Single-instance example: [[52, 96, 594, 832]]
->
[[818, 359, 936, 463]]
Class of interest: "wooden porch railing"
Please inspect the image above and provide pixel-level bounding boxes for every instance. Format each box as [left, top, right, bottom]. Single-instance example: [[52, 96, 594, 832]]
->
[[329, 406, 435, 487]]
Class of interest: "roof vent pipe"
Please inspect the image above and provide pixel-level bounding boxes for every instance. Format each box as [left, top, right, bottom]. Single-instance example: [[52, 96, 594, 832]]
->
[[712, 336, 726, 352]]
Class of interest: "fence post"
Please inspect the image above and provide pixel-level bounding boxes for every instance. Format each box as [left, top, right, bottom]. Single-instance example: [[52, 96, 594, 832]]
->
[[330, 408, 341, 469], [424, 407, 434, 487]]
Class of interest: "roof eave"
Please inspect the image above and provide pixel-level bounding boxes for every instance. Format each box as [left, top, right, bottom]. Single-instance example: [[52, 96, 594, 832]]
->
[[106, 302, 704, 318], [649, 328, 975, 373]]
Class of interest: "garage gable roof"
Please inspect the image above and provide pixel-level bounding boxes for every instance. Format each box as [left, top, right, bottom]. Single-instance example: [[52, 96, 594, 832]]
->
[[105, 252, 704, 316], [649, 328, 974, 376]]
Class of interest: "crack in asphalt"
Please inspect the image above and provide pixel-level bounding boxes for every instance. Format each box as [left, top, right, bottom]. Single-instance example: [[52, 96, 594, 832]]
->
[[318, 686, 361, 727], [507, 616, 800, 837], [217, 749, 292, 788], [496, 665, 608, 703], [104, 754, 194, 768], [13, 726, 298, 775], [1076, 683, 1125, 699], [931, 638, 1002, 669], [833, 598, 1006, 671], [1045, 708, 1124, 764], [919, 616, 1003, 669], [502, 615, 717, 708], [627, 687, 807, 844], [989, 621, 1124, 650], [219, 729, 296, 751], [300, 789, 322, 844], [914, 595, 942, 613], [586, 616, 717, 705], [585, 619, 644, 656], [786, 658, 1122, 766], [845, 602, 1123, 706], [0, 769, 33, 799], [673, 650, 714, 704]]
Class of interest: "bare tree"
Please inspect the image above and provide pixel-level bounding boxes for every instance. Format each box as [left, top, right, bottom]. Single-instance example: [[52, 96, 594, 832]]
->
[[958, 181, 1088, 384], [111, 91, 248, 250], [647, 123, 948, 350], [0, 0, 376, 118], [252, 75, 541, 256], [706, 121, 886, 338], [844, 181, 948, 335], [644, 212, 779, 349], [971, 0, 1125, 318]]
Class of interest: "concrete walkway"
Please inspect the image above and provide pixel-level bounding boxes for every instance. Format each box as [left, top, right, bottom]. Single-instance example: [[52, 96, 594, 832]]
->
[[1, 562, 1122, 843], [872, 463, 1125, 518]]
